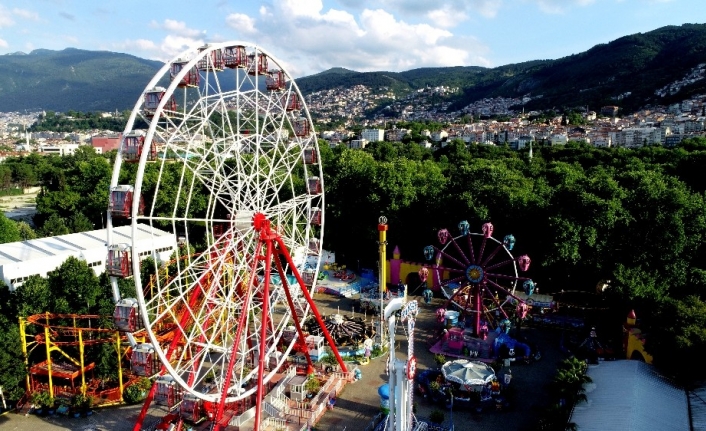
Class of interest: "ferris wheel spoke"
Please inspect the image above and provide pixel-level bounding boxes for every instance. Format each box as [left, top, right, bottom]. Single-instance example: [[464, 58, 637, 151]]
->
[[433, 265, 465, 274], [485, 279, 524, 304], [448, 236, 471, 266], [484, 259, 516, 272], [485, 271, 529, 282], [433, 245, 466, 269], [477, 237, 489, 264], [467, 234, 476, 264], [481, 284, 509, 319], [481, 242, 505, 267]]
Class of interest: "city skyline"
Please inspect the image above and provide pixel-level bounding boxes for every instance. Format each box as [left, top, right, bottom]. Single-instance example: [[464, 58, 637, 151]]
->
[[0, 0, 702, 78]]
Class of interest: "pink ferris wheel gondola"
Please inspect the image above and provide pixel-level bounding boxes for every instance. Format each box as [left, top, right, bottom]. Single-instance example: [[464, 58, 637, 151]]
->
[[424, 220, 534, 336]]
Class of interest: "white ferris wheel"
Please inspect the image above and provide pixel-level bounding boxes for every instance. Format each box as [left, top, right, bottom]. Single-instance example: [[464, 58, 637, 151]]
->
[[105, 42, 335, 426]]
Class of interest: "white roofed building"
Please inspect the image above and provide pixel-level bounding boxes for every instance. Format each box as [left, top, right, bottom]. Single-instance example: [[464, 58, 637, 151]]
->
[[0, 224, 177, 291]]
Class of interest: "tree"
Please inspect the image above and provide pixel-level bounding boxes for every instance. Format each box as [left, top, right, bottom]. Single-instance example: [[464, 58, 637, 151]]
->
[[37, 213, 70, 237], [13, 163, 37, 189], [13, 275, 52, 317], [0, 213, 21, 243], [0, 164, 12, 190], [15, 221, 36, 241], [47, 257, 102, 315]]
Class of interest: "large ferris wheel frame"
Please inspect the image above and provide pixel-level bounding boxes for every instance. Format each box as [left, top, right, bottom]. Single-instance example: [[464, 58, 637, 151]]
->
[[106, 41, 346, 431]]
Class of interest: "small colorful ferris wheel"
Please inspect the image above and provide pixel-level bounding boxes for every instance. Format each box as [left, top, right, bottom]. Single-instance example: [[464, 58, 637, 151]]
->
[[422, 220, 535, 336]]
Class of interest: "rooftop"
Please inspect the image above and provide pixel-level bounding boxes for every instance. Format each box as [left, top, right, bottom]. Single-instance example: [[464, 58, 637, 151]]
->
[[0, 224, 172, 265]]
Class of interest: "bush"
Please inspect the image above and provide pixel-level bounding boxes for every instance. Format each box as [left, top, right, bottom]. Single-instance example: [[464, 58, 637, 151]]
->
[[123, 384, 146, 404], [31, 390, 52, 408], [429, 409, 445, 424]]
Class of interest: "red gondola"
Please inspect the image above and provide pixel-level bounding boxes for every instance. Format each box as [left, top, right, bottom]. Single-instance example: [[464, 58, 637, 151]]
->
[[180, 393, 204, 423], [107, 244, 133, 278], [144, 87, 177, 117], [113, 298, 142, 332], [294, 118, 310, 137], [307, 176, 322, 195], [109, 185, 145, 219], [197, 45, 225, 71], [170, 59, 199, 88], [302, 269, 316, 286], [247, 52, 268, 75], [266, 70, 286, 91], [224, 45, 248, 69], [309, 207, 322, 226], [154, 375, 182, 408], [282, 93, 301, 111], [309, 238, 321, 254], [130, 343, 160, 377], [122, 131, 155, 163], [303, 148, 318, 165]]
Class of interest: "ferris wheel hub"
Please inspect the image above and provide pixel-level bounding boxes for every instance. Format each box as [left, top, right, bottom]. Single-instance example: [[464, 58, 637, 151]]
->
[[252, 212, 269, 231], [465, 264, 485, 284]]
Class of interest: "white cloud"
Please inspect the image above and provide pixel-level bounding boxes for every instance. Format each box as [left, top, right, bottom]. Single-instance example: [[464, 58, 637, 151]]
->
[[529, 0, 596, 14], [12, 8, 40, 21], [225, 13, 257, 35], [64, 35, 79, 44], [160, 34, 205, 59], [152, 19, 204, 38], [426, 7, 469, 28], [0, 5, 16, 28], [0, 38, 8, 48], [225, 1, 490, 77], [376, 0, 501, 21], [113, 39, 162, 60]]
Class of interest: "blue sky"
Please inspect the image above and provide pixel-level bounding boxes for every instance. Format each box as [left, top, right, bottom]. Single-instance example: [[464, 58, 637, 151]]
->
[[0, 0, 703, 77]]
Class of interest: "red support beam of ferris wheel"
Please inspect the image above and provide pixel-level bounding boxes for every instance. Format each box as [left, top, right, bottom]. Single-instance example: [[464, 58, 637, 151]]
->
[[211, 238, 262, 431], [274, 235, 348, 374], [273, 251, 315, 373], [133, 265, 212, 431], [253, 238, 274, 430]]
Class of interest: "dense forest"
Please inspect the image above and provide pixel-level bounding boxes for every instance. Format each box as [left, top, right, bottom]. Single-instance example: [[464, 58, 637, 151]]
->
[[2, 135, 706, 402]]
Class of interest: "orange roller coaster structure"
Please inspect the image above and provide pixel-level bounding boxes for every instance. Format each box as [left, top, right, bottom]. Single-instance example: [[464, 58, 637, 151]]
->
[[19, 312, 152, 407]]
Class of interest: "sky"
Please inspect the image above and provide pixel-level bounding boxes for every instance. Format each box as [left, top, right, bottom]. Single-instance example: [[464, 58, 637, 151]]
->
[[0, 0, 704, 78]]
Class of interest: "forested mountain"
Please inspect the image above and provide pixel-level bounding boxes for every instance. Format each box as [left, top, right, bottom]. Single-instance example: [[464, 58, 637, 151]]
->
[[2, 24, 706, 114], [0, 48, 163, 112], [298, 23, 706, 113]]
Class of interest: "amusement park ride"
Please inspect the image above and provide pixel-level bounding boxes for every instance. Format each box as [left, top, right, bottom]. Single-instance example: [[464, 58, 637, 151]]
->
[[422, 221, 536, 361], [105, 42, 349, 431]]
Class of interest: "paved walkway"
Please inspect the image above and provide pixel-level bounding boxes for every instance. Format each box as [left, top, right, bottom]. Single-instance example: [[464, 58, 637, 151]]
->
[[1, 293, 565, 431]]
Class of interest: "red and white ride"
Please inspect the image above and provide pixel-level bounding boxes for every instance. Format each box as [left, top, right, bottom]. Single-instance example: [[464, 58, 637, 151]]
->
[[107, 42, 344, 431]]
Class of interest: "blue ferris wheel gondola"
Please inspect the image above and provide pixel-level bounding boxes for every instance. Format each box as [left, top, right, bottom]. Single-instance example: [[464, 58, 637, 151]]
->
[[458, 220, 470, 236], [503, 235, 516, 250], [423, 245, 435, 261]]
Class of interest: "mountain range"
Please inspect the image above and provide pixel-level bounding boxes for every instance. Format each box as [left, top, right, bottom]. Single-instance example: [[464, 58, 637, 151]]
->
[[2, 23, 706, 115]]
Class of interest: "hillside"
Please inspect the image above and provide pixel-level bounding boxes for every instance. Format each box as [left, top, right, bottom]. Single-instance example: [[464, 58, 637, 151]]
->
[[0, 48, 163, 112], [297, 23, 706, 113], [2, 24, 706, 114]]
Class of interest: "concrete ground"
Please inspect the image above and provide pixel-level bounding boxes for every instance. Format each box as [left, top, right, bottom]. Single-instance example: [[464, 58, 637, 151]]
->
[[0, 291, 565, 431], [314, 293, 564, 431]]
